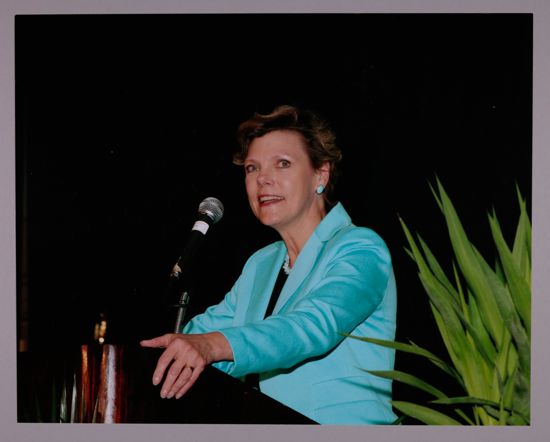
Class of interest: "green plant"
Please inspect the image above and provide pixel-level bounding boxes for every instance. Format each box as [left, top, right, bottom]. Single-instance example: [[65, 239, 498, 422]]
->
[[354, 179, 531, 425]]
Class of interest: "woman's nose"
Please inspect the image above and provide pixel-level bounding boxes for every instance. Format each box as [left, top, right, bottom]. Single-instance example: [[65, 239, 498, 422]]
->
[[257, 168, 273, 186]]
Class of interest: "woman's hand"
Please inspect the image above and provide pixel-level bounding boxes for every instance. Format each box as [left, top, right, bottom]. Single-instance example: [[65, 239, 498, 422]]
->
[[140, 332, 233, 399]]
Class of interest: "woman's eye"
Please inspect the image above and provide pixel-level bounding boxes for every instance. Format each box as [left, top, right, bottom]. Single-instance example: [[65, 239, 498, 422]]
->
[[278, 159, 291, 168], [245, 164, 257, 174]]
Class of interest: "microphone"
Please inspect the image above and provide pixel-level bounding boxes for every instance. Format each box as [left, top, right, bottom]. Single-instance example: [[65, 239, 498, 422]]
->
[[171, 197, 224, 278], [171, 197, 224, 333]]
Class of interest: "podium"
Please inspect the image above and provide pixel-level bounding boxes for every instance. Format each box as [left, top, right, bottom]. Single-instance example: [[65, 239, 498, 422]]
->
[[17, 344, 317, 424]]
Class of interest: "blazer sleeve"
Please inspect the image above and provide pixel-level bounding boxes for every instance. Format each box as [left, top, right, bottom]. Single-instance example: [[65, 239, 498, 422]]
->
[[182, 276, 241, 335], [217, 231, 394, 378]]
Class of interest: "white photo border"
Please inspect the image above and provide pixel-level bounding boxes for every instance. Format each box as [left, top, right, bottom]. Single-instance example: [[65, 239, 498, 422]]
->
[[2, 1, 548, 441]]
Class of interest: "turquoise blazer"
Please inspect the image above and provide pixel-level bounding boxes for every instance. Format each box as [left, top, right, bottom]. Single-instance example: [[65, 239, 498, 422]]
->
[[184, 203, 397, 424]]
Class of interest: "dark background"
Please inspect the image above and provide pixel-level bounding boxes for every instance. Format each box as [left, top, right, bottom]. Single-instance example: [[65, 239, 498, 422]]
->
[[16, 14, 532, 408]]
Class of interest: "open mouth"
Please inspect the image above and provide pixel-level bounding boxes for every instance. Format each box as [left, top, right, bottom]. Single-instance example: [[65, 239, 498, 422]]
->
[[258, 195, 284, 206]]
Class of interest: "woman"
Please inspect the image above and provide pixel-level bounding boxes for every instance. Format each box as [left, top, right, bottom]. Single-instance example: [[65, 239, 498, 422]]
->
[[141, 105, 397, 424]]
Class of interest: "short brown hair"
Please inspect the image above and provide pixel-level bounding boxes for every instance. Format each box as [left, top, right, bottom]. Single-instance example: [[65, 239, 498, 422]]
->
[[234, 105, 342, 200]]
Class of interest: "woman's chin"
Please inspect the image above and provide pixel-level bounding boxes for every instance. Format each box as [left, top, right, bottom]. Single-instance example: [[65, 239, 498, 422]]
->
[[258, 216, 278, 228]]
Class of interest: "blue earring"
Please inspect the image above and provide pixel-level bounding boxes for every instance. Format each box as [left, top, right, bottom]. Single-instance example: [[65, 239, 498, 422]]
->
[[315, 184, 325, 195]]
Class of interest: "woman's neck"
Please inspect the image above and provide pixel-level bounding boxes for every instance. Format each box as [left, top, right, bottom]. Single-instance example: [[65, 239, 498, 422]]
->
[[278, 208, 327, 268]]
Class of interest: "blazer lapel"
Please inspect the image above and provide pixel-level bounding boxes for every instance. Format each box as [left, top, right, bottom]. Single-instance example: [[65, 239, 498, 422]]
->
[[244, 244, 286, 322], [272, 234, 323, 315], [271, 203, 352, 315]]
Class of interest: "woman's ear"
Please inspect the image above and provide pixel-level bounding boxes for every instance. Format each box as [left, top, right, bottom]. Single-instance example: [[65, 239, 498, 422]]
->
[[317, 162, 331, 186]]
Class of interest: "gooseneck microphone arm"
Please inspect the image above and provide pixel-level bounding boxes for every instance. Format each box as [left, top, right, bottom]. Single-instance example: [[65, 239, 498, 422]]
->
[[171, 197, 224, 333]]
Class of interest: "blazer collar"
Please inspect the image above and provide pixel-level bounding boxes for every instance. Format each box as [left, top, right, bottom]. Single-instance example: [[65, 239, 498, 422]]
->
[[311, 202, 352, 243]]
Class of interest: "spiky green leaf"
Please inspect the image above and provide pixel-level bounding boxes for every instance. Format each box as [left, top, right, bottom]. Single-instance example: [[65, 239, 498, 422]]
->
[[488, 211, 531, 331], [472, 247, 530, 373], [431, 396, 499, 407], [347, 334, 461, 381], [512, 185, 531, 283], [367, 370, 447, 398], [391, 401, 463, 425], [435, 178, 505, 346]]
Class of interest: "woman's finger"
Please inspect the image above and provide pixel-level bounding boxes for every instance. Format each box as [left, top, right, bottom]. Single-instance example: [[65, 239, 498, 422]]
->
[[152, 343, 179, 386], [140, 333, 172, 348], [166, 365, 194, 398], [174, 365, 204, 399], [159, 352, 187, 397]]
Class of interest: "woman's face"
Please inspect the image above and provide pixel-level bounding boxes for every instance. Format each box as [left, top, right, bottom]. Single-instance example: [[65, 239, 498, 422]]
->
[[243, 130, 328, 234]]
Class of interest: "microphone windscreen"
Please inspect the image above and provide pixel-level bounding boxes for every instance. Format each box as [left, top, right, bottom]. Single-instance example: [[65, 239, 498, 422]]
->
[[198, 197, 224, 224]]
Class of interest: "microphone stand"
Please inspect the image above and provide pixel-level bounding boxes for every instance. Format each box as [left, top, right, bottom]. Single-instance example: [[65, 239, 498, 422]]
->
[[170, 264, 190, 333], [173, 289, 190, 333]]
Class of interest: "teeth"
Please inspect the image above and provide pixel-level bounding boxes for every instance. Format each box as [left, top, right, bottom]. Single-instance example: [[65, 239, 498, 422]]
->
[[259, 196, 283, 203]]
